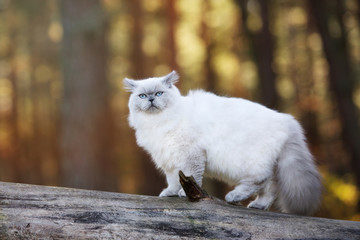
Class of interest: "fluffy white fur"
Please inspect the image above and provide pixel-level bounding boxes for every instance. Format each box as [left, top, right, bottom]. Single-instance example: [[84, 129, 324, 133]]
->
[[124, 71, 322, 215]]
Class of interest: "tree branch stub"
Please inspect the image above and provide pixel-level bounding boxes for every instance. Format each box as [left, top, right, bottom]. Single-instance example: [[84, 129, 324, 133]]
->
[[179, 170, 210, 202]]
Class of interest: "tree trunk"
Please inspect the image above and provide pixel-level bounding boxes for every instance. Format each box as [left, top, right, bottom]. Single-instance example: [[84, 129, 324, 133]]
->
[[130, 0, 146, 78], [358, 0, 360, 26], [166, 0, 178, 72], [201, 1, 217, 92], [237, 0, 278, 109], [0, 1, 18, 182], [60, 0, 116, 191], [0, 181, 359, 239], [27, 0, 59, 186], [129, 0, 165, 195]]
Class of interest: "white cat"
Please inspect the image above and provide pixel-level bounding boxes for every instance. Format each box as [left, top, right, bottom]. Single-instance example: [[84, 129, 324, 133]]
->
[[124, 71, 322, 215]]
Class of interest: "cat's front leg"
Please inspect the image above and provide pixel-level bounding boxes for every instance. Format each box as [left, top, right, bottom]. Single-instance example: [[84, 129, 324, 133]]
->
[[177, 153, 206, 197], [160, 160, 206, 197], [160, 149, 206, 198], [159, 171, 182, 197]]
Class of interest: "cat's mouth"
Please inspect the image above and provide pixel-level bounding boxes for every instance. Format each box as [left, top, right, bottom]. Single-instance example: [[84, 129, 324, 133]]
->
[[147, 103, 159, 112]]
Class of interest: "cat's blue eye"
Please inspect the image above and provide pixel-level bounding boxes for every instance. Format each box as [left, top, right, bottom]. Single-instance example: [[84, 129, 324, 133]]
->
[[155, 91, 163, 97], [139, 93, 147, 99]]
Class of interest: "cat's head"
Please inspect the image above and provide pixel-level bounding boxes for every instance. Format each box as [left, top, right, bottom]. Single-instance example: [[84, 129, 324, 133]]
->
[[123, 71, 181, 114]]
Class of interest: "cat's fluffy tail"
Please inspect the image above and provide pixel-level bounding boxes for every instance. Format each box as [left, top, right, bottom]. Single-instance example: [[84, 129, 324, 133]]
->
[[276, 118, 322, 215]]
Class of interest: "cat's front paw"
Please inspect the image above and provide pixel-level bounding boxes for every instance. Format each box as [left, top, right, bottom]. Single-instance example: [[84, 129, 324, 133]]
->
[[159, 188, 178, 197], [178, 188, 186, 197]]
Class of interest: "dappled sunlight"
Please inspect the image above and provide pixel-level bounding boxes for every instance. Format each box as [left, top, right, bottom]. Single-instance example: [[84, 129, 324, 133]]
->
[[276, 77, 295, 100], [320, 170, 360, 220], [47, 21, 63, 43], [328, 176, 358, 206], [244, 0, 262, 32], [239, 60, 258, 90]]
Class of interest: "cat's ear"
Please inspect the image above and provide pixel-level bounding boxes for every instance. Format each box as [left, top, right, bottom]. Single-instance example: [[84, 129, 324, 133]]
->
[[123, 78, 137, 92], [162, 70, 179, 88]]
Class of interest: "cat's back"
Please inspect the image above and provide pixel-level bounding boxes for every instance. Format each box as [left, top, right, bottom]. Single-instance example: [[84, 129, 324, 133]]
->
[[185, 89, 291, 138], [186, 90, 279, 119]]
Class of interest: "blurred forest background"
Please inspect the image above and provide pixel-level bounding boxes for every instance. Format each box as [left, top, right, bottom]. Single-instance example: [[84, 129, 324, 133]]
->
[[0, 0, 360, 221]]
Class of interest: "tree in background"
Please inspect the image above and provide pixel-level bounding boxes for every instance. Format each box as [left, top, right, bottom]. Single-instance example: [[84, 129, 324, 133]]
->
[[309, 0, 360, 210], [236, 0, 278, 109], [127, 0, 166, 195], [60, 0, 116, 191]]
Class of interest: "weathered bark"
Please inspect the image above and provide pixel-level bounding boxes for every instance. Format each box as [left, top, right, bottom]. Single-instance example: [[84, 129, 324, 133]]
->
[[0, 182, 359, 239]]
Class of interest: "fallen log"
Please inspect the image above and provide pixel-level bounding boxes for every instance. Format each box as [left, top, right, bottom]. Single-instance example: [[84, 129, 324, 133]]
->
[[0, 181, 359, 239]]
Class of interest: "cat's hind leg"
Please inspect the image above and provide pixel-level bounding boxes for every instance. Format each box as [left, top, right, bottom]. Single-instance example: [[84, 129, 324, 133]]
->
[[247, 179, 276, 210], [225, 176, 271, 203], [225, 181, 262, 203]]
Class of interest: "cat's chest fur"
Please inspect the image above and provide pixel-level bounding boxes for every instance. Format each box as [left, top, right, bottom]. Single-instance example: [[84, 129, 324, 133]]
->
[[132, 109, 198, 171]]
